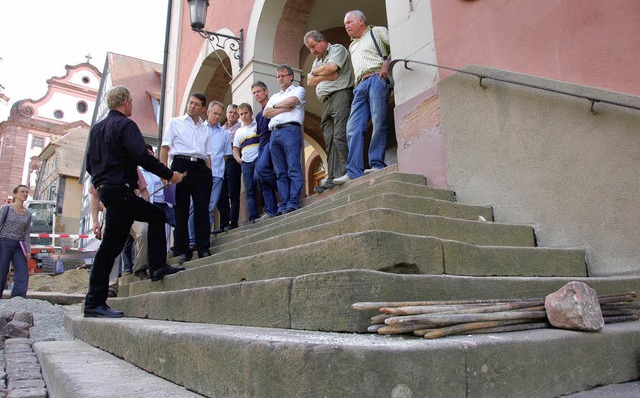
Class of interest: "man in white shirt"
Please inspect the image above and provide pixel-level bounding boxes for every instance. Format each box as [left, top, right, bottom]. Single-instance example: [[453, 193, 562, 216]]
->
[[160, 93, 213, 264], [188, 101, 231, 235], [263, 65, 306, 215], [233, 103, 260, 223]]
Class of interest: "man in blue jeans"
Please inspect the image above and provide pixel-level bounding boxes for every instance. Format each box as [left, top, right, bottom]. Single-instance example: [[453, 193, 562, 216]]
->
[[263, 65, 306, 215], [251, 81, 278, 218], [334, 10, 391, 185]]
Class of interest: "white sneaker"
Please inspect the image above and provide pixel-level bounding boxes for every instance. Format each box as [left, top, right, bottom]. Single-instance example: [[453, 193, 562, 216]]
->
[[364, 167, 383, 175], [333, 174, 352, 185]]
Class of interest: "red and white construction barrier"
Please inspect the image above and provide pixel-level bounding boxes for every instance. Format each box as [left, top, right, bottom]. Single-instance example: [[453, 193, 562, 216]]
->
[[30, 233, 90, 239]]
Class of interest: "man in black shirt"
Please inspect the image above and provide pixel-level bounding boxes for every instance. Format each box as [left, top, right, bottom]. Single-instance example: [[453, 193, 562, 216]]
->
[[85, 85, 185, 318]]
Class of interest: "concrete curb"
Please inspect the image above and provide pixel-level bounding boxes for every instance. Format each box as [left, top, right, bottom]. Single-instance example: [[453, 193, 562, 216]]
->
[[33, 340, 203, 397]]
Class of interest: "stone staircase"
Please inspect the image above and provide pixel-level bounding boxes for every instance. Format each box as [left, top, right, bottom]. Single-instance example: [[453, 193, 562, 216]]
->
[[35, 168, 640, 397]]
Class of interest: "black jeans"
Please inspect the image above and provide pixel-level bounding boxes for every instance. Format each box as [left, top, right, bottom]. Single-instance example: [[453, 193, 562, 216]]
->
[[172, 158, 212, 256], [85, 185, 167, 309], [217, 158, 241, 228]]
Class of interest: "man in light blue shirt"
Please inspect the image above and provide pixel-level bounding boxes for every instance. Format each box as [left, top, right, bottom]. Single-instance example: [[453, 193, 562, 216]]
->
[[189, 101, 232, 238]]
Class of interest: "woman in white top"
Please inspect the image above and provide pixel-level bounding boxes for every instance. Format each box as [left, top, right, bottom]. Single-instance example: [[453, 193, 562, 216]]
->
[[0, 184, 32, 298]]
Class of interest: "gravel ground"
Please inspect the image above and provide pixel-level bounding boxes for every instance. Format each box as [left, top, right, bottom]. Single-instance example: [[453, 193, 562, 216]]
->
[[0, 297, 81, 342]]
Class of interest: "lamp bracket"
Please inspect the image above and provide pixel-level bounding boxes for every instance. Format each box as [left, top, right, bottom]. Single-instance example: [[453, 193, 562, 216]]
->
[[195, 28, 244, 69]]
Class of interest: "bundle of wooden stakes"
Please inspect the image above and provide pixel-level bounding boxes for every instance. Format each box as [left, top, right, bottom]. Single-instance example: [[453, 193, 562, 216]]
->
[[353, 292, 639, 339]]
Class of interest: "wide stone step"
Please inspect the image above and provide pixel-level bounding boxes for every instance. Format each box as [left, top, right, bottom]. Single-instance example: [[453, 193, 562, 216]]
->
[[65, 314, 640, 398], [163, 191, 493, 271], [193, 208, 535, 268], [201, 192, 493, 261], [301, 171, 455, 208], [441, 240, 586, 276], [211, 178, 459, 248], [33, 340, 202, 397], [123, 230, 585, 298], [302, 166, 438, 205], [113, 269, 633, 333]]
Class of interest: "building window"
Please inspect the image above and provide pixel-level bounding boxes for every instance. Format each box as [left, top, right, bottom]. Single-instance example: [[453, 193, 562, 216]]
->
[[53, 109, 64, 119], [77, 101, 88, 114], [32, 136, 44, 148], [82, 76, 90, 84]]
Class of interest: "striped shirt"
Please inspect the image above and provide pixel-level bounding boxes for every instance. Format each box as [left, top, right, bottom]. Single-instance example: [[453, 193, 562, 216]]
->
[[233, 120, 259, 163], [0, 205, 32, 253], [349, 26, 390, 82]]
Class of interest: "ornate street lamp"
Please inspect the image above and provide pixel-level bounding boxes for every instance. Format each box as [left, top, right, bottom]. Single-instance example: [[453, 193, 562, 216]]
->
[[187, 0, 244, 68]]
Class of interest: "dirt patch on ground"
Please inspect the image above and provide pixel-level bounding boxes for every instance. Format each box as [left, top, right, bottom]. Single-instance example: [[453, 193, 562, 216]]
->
[[28, 269, 90, 294]]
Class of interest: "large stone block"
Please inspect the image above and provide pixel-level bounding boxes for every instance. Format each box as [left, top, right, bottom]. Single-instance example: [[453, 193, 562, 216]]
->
[[67, 316, 467, 398], [442, 240, 587, 277], [124, 231, 445, 298], [464, 323, 640, 397], [112, 278, 293, 328]]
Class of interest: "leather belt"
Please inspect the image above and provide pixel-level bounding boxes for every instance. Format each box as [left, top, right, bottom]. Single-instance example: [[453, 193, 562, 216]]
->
[[357, 71, 378, 86], [95, 183, 131, 191], [174, 154, 205, 163], [271, 122, 301, 131]]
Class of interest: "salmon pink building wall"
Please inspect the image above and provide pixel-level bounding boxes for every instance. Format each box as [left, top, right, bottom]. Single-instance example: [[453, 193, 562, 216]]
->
[[430, 0, 640, 95], [174, 0, 254, 115]]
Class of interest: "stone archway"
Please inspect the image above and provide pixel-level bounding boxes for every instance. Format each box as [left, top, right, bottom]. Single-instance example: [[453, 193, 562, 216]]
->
[[261, 0, 389, 181], [242, 0, 390, 197]]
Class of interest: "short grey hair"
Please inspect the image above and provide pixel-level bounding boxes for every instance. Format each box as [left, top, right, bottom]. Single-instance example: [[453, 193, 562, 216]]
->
[[106, 86, 131, 110], [251, 81, 268, 91], [345, 10, 367, 24], [208, 100, 224, 110], [226, 104, 238, 112], [303, 30, 325, 45]]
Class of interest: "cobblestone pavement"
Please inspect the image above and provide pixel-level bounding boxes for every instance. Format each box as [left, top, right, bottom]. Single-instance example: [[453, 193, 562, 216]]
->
[[1, 298, 79, 398]]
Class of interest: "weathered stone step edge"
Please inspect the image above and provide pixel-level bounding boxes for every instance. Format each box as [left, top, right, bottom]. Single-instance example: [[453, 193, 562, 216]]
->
[[33, 340, 203, 398], [114, 267, 629, 334], [122, 230, 585, 298], [302, 166, 433, 206], [65, 314, 640, 398], [300, 164, 413, 202], [289, 269, 640, 332], [299, 171, 451, 213], [204, 191, 494, 257], [165, 193, 494, 269], [211, 178, 458, 248], [185, 208, 536, 268], [441, 240, 587, 277]]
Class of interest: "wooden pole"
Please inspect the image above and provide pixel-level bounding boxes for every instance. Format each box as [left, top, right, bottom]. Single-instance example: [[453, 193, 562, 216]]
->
[[417, 319, 541, 339], [385, 310, 547, 326]]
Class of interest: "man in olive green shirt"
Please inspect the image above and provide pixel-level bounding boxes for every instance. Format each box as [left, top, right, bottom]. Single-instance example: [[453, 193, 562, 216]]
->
[[305, 30, 354, 193]]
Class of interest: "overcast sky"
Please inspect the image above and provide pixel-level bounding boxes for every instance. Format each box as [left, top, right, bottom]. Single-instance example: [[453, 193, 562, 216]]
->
[[0, 0, 169, 117]]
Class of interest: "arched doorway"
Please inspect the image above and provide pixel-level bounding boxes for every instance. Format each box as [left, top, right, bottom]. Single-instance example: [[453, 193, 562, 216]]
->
[[252, 0, 393, 192]]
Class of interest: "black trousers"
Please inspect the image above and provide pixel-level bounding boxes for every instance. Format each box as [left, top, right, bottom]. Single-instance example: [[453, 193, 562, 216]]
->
[[85, 186, 167, 309], [172, 158, 212, 255], [217, 158, 241, 228]]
